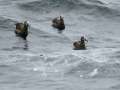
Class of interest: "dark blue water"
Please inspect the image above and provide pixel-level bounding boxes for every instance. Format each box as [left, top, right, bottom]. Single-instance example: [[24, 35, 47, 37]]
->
[[0, 0, 120, 90]]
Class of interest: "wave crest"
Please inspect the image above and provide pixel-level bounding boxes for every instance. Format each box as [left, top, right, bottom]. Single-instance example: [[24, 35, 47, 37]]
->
[[18, 0, 120, 18]]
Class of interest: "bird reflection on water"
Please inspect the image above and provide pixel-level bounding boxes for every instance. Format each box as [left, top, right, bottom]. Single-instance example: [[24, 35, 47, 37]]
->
[[12, 37, 29, 50]]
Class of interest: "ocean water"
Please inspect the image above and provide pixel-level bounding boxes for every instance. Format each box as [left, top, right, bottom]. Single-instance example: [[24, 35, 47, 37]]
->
[[0, 0, 120, 90]]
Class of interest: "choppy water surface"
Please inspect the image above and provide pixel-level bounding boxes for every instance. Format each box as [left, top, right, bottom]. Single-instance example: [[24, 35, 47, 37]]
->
[[0, 0, 120, 90]]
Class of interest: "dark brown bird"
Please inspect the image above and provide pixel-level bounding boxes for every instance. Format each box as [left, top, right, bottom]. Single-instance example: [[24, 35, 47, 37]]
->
[[73, 36, 88, 50], [15, 21, 29, 40], [52, 16, 65, 32]]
